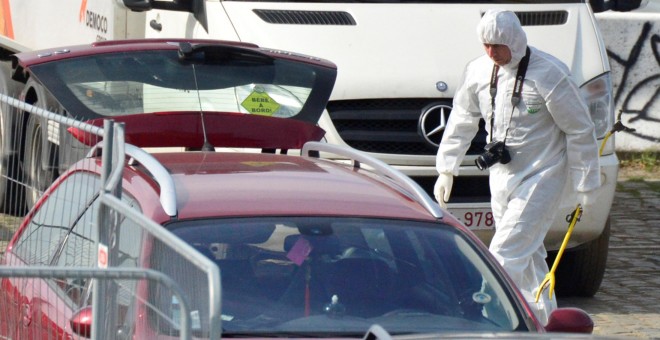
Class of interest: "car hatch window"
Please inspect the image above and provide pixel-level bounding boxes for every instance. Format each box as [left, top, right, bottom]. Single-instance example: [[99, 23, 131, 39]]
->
[[30, 49, 332, 124]]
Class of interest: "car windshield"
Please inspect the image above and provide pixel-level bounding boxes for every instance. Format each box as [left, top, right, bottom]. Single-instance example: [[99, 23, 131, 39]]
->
[[27, 46, 334, 123], [151, 217, 525, 337]]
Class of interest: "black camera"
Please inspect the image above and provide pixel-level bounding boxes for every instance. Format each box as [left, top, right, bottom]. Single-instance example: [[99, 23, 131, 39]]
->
[[475, 141, 511, 171]]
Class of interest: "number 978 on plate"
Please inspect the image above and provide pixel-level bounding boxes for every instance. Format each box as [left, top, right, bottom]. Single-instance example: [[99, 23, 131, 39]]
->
[[449, 208, 495, 230]]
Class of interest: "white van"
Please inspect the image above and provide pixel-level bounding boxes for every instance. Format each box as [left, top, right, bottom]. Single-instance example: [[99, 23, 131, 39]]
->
[[126, 0, 645, 297]]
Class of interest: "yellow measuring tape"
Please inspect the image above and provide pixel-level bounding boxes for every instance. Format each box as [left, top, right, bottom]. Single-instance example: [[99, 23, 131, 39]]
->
[[535, 205, 582, 302]]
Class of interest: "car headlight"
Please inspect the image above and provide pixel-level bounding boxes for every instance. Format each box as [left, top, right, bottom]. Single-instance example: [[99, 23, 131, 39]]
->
[[580, 73, 613, 139]]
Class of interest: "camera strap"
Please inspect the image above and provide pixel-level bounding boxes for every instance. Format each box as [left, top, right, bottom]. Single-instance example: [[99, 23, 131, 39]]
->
[[488, 47, 531, 143]]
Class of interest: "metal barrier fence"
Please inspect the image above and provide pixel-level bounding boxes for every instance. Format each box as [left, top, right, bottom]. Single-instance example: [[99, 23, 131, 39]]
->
[[97, 193, 222, 339], [0, 267, 192, 339], [0, 93, 103, 258], [0, 94, 222, 339]]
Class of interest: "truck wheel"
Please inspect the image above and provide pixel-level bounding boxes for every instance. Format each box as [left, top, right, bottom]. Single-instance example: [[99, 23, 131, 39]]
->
[[548, 218, 610, 297], [0, 71, 26, 215], [23, 114, 57, 210]]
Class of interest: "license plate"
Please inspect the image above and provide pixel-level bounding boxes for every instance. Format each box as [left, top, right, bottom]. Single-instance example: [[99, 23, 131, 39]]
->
[[448, 207, 495, 231]]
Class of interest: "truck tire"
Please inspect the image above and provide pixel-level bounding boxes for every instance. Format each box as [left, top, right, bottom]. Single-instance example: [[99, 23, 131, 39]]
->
[[548, 218, 610, 297], [23, 114, 57, 210]]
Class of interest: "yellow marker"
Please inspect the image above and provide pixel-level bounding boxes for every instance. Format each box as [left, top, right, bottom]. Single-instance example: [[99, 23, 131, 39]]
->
[[241, 90, 280, 116], [241, 161, 275, 167]]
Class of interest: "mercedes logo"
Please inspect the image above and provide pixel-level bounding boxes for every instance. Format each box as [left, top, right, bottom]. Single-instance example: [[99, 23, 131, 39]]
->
[[436, 81, 448, 92], [418, 104, 452, 148]]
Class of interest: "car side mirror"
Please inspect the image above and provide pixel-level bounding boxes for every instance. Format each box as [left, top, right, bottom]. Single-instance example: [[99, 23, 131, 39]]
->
[[70, 306, 93, 338], [544, 307, 594, 334]]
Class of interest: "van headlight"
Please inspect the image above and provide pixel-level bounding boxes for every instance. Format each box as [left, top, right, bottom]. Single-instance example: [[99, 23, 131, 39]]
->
[[580, 73, 613, 139]]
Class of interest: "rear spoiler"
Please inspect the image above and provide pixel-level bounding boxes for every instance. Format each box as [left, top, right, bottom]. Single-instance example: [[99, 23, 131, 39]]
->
[[68, 111, 325, 150]]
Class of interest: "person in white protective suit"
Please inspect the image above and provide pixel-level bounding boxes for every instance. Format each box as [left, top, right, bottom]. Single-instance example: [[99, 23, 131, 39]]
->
[[434, 9, 600, 324]]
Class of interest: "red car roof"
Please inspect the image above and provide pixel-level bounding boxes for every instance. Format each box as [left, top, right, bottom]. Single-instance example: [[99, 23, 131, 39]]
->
[[127, 151, 439, 223]]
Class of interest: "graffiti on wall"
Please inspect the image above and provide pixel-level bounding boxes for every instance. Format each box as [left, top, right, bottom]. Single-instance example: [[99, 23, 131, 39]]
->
[[605, 20, 660, 149]]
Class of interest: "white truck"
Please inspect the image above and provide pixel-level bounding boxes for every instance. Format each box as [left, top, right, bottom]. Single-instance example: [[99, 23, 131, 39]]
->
[[0, 0, 647, 297]]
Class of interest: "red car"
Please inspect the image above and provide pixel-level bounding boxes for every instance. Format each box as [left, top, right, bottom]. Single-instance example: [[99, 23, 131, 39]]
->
[[1, 39, 592, 339]]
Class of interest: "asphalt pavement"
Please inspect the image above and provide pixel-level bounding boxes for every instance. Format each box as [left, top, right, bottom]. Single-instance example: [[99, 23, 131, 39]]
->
[[559, 172, 660, 339]]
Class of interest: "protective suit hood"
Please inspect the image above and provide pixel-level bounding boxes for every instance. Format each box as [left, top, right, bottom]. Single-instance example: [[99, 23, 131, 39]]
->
[[477, 10, 527, 70]]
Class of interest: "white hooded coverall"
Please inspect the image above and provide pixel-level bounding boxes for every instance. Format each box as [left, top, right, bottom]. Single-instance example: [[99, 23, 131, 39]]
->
[[435, 10, 600, 324]]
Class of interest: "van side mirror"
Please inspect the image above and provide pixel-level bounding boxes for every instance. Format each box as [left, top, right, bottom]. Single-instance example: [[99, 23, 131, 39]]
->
[[590, 0, 648, 12], [611, 0, 647, 11], [544, 307, 594, 334], [117, 0, 152, 11]]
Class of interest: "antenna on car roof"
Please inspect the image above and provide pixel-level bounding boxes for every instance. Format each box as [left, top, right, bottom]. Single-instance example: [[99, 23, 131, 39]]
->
[[180, 42, 215, 152]]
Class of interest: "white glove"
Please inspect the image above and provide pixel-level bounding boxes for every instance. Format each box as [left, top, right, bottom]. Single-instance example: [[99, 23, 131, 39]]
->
[[434, 172, 454, 209]]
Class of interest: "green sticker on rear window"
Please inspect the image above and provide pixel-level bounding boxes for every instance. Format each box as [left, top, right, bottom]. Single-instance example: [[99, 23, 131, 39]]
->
[[241, 88, 281, 116]]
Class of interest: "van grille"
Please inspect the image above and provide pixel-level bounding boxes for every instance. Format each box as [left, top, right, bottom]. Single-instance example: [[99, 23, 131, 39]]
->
[[253, 9, 356, 25], [516, 11, 568, 26], [327, 99, 491, 201], [326, 99, 487, 156]]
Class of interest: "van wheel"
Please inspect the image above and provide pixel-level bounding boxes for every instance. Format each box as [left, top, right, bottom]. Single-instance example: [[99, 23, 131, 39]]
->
[[23, 114, 57, 210], [548, 218, 610, 297]]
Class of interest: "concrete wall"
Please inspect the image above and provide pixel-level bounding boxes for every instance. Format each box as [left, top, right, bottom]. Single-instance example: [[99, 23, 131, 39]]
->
[[596, 6, 660, 151]]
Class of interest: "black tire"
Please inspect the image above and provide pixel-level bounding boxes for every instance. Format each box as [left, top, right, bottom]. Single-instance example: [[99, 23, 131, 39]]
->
[[23, 114, 58, 210], [547, 218, 610, 297], [0, 75, 26, 215]]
